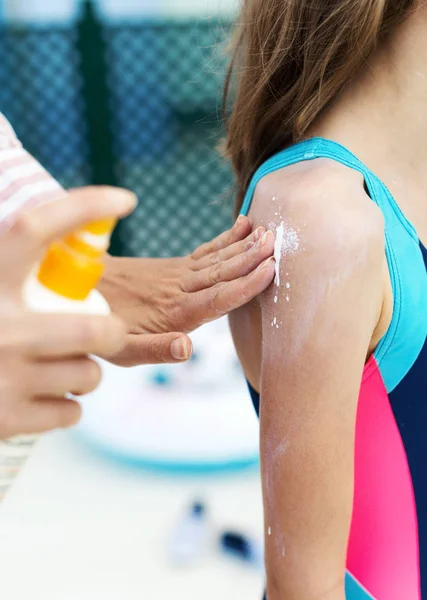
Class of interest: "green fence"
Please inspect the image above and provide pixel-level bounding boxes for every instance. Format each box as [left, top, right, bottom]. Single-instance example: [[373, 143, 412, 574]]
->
[[0, 1, 234, 257]]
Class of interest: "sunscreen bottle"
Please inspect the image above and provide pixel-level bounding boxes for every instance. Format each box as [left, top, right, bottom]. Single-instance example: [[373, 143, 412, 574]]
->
[[24, 218, 114, 316]]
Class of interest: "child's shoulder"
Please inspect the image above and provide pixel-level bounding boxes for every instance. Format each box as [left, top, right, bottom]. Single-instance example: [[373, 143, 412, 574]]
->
[[248, 156, 384, 251]]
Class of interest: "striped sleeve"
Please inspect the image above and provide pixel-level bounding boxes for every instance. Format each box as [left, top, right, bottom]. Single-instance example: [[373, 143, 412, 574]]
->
[[0, 114, 64, 500], [0, 114, 64, 225]]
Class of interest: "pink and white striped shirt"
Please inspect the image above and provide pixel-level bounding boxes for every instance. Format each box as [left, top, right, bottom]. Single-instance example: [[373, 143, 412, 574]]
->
[[0, 113, 64, 225], [0, 113, 65, 500]]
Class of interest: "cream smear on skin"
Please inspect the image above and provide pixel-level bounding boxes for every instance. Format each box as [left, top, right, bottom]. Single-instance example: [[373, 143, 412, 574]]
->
[[271, 216, 300, 318]]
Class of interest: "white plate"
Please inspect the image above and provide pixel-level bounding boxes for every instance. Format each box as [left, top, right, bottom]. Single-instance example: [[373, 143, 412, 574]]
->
[[77, 319, 259, 472]]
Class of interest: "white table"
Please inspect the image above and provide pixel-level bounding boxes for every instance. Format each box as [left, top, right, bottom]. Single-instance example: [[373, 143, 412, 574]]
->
[[0, 431, 264, 600]]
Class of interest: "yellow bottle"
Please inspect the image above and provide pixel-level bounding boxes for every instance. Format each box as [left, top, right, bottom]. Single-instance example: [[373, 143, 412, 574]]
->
[[24, 218, 115, 316]]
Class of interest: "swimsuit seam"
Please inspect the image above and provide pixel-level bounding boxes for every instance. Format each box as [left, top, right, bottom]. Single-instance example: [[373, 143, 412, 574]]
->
[[375, 180, 417, 240], [373, 231, 402, 373], [313, 138, 418, 242]]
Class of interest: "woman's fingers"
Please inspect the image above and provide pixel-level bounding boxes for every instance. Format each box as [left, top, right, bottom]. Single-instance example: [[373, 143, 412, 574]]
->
[[183, 230, 275, 293], [15, 397, 82, 436], [190, 215, 252, 260], [22, 313, 126, 360], [28, 358, 102, 397], [185, 257, 276, 325], [106, 333, 193, 367], [190, 226, 266, 271], [6, 186, 137, 254], [0, 312, 126, 438]]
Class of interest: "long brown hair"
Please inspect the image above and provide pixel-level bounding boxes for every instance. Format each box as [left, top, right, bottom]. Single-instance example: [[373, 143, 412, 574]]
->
[[224, 0, 416, 211]]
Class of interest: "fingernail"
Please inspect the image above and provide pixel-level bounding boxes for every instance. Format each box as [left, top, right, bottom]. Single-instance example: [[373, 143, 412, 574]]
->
[[112, 189, 138, 211], [235, 215, 246, 229], [258, 257, 275, 270], [253, 226, 265, 241], [171, 337, 191, 361], [258, 231, 273, 247]]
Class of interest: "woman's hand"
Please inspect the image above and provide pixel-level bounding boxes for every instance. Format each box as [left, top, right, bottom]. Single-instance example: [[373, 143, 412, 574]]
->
[[0, 187, 135, 438], [99, 216, 276, 366]]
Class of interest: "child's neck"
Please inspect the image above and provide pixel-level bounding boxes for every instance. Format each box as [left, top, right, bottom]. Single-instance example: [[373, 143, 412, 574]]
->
[[310, 5, 427, 242]]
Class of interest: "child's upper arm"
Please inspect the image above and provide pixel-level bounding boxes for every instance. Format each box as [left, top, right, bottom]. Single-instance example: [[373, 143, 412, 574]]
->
[[253, 163, 386, 600]]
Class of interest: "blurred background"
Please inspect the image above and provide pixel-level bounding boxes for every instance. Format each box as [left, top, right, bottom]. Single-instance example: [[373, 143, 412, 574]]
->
[[0, 0, 238, 257], [0, 2, 264, 600]]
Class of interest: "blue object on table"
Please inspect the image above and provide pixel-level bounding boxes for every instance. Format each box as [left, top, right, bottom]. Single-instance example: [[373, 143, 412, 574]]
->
[[150, 369, 172, 387], [219, 531, 263, 569], [169, 500, 208, 566]]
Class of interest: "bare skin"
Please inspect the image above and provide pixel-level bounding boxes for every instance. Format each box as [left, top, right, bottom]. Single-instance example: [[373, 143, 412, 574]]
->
[[0, 183, 275, 438], [312, 7, 427, 244], [99, 216, 275, 366], [230, 5, 427, 598]]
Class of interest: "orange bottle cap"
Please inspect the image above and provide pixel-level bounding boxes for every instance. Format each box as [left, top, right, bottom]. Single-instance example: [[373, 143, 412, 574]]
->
[[37, 218, 116, 301], [83, 218, 116, 236]]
